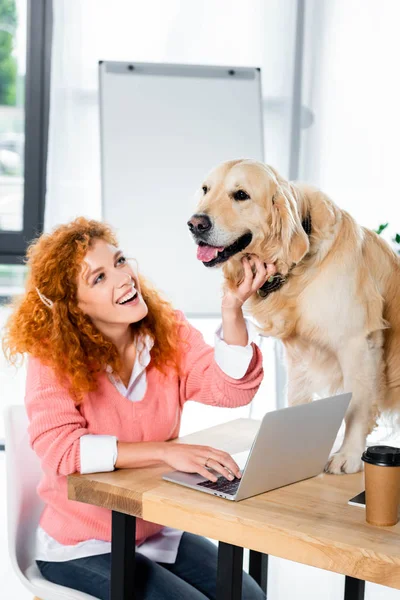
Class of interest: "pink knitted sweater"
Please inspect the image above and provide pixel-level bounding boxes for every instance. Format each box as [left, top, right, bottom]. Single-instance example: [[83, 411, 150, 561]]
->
[[25, 311, 263, 546]]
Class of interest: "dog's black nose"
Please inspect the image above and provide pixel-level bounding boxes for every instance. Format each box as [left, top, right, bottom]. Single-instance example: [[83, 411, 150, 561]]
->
[[187, 214, 212, 235]]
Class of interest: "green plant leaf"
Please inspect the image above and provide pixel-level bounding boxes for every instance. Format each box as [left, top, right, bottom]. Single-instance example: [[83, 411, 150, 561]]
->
[[375, 223, 389, 235]]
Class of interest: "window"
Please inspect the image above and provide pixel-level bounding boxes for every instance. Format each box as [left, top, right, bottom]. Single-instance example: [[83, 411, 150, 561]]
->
[[0, 0, 52, 444], [0, 0, 25, 233], [0, 0, 52, 262]]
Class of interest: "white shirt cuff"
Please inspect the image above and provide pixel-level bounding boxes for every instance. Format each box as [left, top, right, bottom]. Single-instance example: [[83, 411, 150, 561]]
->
[[80, 434, 118, 474], [214, 319, 260, 379]]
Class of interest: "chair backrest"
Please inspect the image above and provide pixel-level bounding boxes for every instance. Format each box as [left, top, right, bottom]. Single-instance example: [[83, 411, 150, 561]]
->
[[3, 404, 45, 577]]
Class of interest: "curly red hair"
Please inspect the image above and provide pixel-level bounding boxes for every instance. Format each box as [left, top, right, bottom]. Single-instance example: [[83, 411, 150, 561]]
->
[[3, 217, 184, 404]]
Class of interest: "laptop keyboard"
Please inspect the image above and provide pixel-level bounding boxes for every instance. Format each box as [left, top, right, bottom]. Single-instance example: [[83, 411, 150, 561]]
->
[[197, 476, 241, 495]]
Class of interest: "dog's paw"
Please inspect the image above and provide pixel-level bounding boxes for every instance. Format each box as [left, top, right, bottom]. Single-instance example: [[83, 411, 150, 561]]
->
[[324, 452, 363, 474]]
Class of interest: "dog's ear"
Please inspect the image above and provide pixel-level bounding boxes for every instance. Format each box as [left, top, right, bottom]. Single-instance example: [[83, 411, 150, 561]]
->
[[289, 221, 309, 264], [272, 180, 309, 265]]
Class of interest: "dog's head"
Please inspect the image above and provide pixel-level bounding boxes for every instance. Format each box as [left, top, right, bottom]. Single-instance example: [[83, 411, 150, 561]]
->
[[187, 159, 310, 280]]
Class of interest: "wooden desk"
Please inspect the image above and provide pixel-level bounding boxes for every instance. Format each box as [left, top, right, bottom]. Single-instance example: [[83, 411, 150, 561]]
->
[[68, 419, 400, 600]]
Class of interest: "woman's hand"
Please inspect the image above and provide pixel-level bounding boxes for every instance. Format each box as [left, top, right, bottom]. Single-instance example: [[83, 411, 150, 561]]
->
[[222, 255, 277, 310], [164, 443, 242, 483]]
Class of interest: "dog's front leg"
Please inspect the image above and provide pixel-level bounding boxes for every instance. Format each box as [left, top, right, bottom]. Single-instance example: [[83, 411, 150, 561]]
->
[[325, 333, 383, 474], [286, 365, 314, 406], [284, 342, 326, 406], [284, 347, 315, 406]]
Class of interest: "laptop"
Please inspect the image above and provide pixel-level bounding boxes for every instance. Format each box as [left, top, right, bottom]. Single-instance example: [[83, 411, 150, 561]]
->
[[163, 392, 352, 501]]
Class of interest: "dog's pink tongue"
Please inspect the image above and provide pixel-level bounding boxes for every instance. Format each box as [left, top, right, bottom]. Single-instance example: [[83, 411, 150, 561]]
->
[[197, 244, 224, 262]]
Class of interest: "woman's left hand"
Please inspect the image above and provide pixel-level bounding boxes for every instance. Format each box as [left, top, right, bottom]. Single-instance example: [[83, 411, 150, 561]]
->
[[222, 255, 277, 311]]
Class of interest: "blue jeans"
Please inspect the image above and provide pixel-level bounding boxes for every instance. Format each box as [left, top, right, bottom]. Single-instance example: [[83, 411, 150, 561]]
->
[[37, 532, 266, 600]]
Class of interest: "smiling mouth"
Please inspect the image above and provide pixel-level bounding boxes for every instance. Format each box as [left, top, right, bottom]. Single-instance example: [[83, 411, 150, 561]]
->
[[117, 290, 138, 305], [196, 232, 253, 267]]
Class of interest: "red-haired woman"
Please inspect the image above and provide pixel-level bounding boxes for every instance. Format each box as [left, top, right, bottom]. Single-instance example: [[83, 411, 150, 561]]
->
[[4, 217, 271, 600]]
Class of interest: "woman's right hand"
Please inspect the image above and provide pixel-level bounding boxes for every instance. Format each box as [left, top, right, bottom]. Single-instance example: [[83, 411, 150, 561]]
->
[[163, 443, 242, 483]]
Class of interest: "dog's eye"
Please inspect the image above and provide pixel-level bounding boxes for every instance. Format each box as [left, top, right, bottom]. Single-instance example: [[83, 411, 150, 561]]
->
[[202, 186, 208, 195], [233, 190, 250, 201]]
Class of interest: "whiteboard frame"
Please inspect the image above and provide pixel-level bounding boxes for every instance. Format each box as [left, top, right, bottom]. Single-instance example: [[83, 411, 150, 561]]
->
[[98, 60, 264, 317]]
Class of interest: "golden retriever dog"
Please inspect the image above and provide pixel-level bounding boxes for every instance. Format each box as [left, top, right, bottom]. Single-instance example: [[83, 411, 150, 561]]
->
[[187, 159, 400, 474]]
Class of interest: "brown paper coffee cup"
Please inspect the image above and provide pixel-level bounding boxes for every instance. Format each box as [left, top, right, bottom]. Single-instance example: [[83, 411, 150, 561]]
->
[[362, 446, 400, 527], [364, 463, 400, 526]]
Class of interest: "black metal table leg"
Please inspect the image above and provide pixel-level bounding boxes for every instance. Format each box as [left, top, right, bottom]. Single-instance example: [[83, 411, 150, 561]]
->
[[217, 542, 244, 600], [110, 511, 136, 600], [249, 550, 268, 595], [344, 575, 365, 600]]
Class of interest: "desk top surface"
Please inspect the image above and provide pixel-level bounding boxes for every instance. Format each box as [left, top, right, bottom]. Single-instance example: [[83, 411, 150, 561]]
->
[[68, 418, 400, 589]]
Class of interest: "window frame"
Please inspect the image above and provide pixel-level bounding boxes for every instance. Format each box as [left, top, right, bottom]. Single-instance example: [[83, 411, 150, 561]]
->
[[0, 0, 52, 263]]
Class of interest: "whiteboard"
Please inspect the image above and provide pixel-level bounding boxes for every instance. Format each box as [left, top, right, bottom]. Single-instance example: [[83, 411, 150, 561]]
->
[[99, 61, 264, 315]]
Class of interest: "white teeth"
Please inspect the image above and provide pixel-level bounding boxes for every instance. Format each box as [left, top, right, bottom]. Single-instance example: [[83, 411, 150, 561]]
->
[[117, 289, 136, 304], [214, 248, 219, 258]]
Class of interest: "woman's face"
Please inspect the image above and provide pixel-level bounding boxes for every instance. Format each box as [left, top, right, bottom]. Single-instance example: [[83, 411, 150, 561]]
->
[[76, 239, 148, 334]]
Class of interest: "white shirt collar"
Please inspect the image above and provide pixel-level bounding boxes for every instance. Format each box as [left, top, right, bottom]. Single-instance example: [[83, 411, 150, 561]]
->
[[106, 334, 154, 393]]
